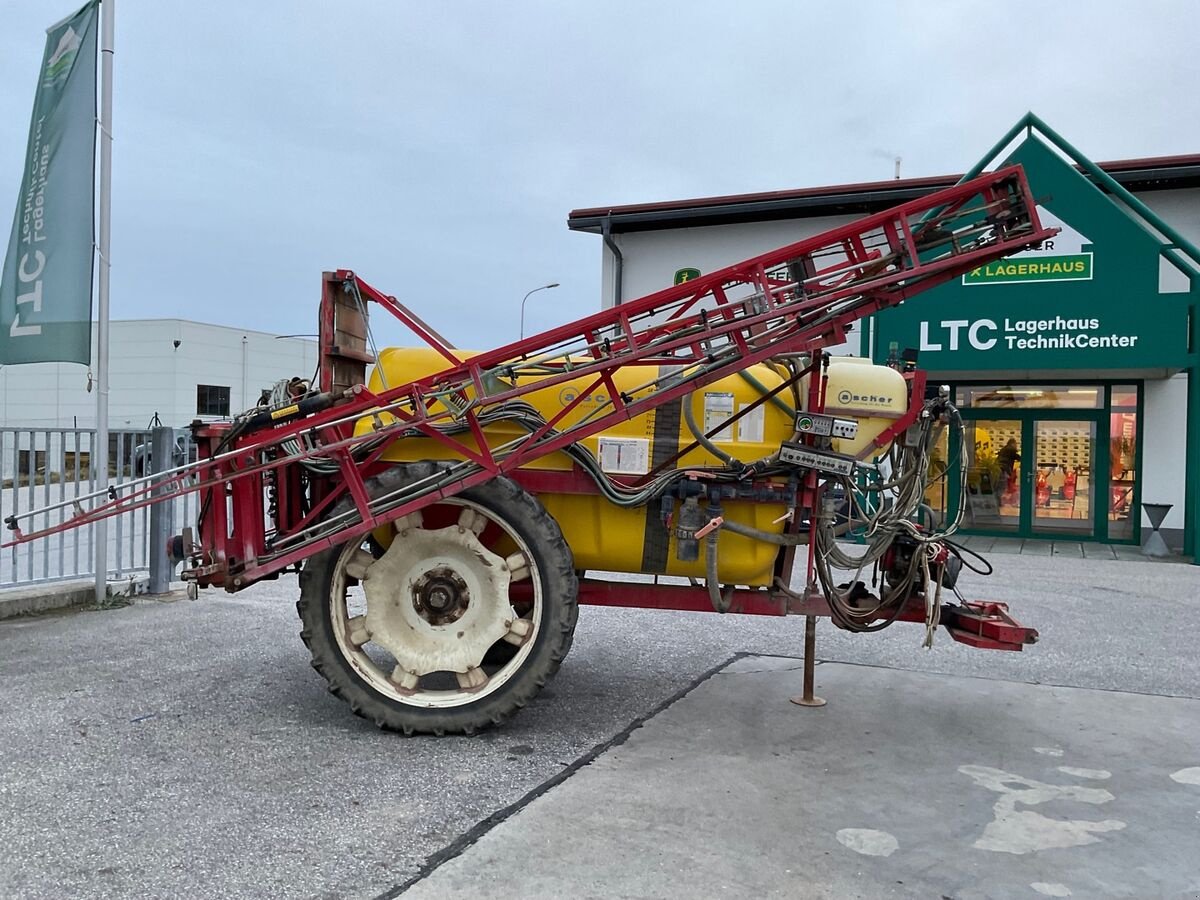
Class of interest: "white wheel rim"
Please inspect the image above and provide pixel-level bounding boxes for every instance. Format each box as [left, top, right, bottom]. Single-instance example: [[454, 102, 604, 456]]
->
[[329, 498, 542, 709]]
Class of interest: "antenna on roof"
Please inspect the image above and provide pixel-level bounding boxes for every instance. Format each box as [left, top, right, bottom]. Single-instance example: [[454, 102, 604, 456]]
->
[[895, 156, 902, 180]]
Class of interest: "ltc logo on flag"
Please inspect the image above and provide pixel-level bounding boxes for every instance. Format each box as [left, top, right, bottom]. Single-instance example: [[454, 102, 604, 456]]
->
[[43, 25, 83, 88], [0, 2, 99, 365]]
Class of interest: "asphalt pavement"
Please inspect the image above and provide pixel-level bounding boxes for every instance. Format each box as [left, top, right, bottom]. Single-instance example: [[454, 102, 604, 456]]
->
[[0, 551, 1197, 899]]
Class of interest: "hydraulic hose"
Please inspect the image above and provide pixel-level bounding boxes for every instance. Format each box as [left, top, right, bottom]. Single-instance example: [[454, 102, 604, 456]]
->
[[736, 370, 795, 418], [704, 531, 735, 613], [718, 516, 854, 545], [719, 517, 808, 546], [683, 391, 738, 465]]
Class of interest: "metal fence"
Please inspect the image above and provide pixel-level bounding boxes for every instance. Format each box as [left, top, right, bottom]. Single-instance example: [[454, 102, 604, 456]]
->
[[1, 427, 198, 588]]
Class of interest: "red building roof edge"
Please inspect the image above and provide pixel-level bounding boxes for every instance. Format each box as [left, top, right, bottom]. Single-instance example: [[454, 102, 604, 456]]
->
[[568, 153, 1200, 222]]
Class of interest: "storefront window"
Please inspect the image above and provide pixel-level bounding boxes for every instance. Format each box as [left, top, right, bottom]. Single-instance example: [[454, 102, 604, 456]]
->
[[951, 381, 1142, 543], [963, 419, 1022, 532], [1108, 385, 1139, 540], [1111, 385, 1138, 407], [956, 385, 1103, 409]]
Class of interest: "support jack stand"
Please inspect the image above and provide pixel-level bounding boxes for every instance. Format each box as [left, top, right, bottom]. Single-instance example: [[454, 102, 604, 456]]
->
[[790, 615, 826, 708]]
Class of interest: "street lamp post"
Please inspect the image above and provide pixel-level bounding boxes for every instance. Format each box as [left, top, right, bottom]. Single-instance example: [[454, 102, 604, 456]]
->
[[519, 283, 560, 339]]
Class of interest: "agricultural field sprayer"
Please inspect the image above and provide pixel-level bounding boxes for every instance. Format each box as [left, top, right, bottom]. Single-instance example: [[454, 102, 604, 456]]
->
[[6, 166, 1052, 734]]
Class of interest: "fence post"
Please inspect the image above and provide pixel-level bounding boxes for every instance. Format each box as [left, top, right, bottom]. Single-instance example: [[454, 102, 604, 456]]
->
[[147, 426, 175, 594]]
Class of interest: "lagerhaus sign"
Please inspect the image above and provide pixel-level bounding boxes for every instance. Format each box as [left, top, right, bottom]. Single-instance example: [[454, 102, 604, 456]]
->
[[873, 135, 1192, 372], [962, 208, 1092, 285]]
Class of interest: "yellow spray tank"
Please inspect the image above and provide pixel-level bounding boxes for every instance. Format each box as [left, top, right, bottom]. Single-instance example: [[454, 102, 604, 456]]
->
[[816, 357, 909, 456], [363, 349, 909, 587]]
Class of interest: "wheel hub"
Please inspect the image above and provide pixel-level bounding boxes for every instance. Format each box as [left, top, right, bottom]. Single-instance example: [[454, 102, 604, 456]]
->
[[412, 567, 470, 625], [357, 521, 517, 678]]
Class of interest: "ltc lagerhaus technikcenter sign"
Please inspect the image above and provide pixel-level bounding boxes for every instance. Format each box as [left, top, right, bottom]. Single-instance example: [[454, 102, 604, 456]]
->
[[917, 314, 1140, 355], [874, 137, 1192, 374]]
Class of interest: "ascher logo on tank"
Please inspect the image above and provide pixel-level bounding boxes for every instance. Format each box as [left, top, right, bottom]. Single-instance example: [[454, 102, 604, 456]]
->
[[836, 390, 890, 407], [559, 386, 608, 406]]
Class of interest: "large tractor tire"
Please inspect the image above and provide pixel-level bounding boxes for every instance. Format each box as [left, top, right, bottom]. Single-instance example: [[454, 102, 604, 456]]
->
[[297, 463, 578, 735]]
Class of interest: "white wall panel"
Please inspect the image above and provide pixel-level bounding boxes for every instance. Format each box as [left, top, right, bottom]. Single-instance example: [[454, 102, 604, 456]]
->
[[0, 319, 317, 428], [603, 214, 865, 356], [1141, 372, 1188, 532]]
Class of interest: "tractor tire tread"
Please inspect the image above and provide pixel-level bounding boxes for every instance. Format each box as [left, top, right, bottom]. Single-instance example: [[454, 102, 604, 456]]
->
[[296, 462, 577, 736]]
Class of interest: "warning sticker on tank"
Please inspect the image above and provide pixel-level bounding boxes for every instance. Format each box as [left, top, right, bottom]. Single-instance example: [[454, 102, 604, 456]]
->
[[703, 392, 736, 442], [738, 403, 765, 444], [598, 437, 650, 475]]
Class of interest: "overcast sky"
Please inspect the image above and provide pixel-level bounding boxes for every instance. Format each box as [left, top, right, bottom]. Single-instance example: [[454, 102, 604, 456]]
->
[[1, 0, 1197, 351]]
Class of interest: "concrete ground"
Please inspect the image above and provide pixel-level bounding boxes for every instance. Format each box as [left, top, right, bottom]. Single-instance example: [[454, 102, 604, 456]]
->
[[1, 551, 1197, 899], [405, 658, 1200, 900]]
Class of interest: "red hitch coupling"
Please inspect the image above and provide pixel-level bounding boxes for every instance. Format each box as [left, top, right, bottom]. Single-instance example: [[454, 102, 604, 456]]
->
[[941, 601, 1039, 651]]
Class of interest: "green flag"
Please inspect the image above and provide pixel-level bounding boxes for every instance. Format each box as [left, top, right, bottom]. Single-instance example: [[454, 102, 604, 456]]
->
[[0, 2, 99, 365]]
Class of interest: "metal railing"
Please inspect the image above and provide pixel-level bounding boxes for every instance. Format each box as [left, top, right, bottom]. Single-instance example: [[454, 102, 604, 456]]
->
[[1, 427, 198, 588]]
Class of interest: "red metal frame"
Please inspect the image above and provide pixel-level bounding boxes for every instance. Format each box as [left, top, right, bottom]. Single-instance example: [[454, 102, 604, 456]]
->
[[576, 580, 1038, 650], [3, 166, 1051, 649]]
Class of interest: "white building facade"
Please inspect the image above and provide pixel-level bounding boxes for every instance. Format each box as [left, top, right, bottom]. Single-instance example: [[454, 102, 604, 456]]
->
[[0, 319, 318, 430], [570, 139, 1200, 556]]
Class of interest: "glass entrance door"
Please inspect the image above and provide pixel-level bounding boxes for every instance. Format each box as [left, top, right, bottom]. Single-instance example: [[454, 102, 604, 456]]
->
[[959, 416, 1099, 538], [950, 384, 1140, 543], [1030, 420, 1096, 538], [963, 418, 1023, 532]]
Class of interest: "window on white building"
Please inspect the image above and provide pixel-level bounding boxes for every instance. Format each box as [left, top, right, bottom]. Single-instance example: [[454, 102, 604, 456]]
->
[[197, 384, 231, 417]]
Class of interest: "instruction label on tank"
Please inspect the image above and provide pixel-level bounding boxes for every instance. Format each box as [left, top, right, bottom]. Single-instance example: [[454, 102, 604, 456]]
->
[[738, 404, 765, 444], [598, 437, 650, 475], [703, 392, 736, 442]]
